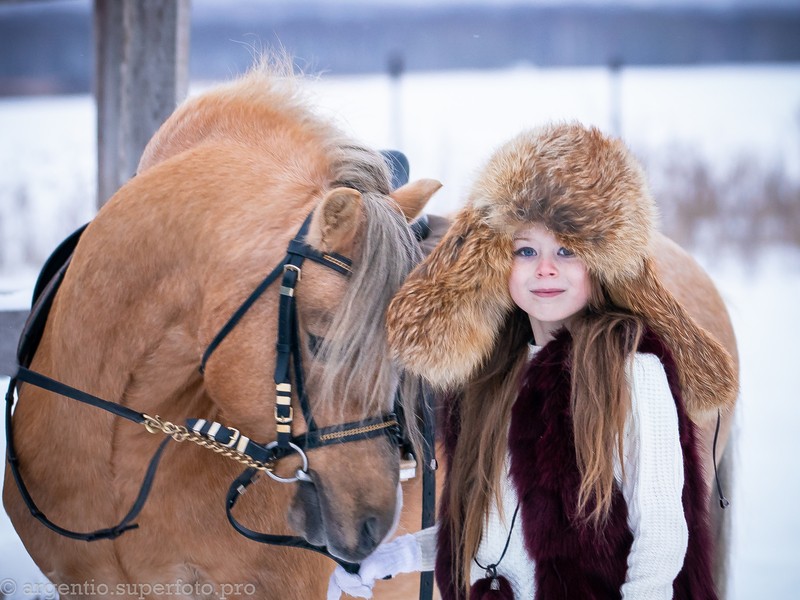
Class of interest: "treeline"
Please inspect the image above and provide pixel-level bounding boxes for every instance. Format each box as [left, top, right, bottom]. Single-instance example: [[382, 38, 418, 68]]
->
[[647, 143, 800, 258]]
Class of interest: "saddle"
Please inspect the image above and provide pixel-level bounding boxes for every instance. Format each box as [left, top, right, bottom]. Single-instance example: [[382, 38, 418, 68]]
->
[[16, 222, 87, 369]]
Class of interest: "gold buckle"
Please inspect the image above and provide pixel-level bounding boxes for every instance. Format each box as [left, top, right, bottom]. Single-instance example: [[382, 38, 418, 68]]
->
[[275, 406, 293, 424]]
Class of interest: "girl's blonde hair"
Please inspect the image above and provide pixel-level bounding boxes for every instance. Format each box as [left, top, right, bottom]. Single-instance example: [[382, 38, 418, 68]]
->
[[444, 275, 647, 595]]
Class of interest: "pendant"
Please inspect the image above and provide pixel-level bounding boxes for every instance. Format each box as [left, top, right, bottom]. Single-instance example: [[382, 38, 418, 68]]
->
[[469, 574, 515, 600]]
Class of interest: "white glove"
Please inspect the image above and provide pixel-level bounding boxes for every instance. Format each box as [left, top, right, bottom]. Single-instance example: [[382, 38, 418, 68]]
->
[[326, 533, 422, 599]]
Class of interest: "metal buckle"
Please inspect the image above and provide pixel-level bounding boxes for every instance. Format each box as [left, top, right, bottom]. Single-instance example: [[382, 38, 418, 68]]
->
[[221, 427, 241, 448], [274, 406, 293, 424], [283, 264, 301, 281]]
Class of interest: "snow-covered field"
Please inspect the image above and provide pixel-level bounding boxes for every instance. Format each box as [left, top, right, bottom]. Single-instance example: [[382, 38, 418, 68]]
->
[[1, 64, 799, 598]]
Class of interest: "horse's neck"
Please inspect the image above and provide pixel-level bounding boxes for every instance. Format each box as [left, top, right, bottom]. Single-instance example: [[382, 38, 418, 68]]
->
[[42, 139, 317, 419], [42, 224, 208, 420], [49, 310, 203, 427]]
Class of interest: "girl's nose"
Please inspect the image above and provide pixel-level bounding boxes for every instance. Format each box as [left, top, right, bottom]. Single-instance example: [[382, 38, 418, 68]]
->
[[536, 258, 557, 278]]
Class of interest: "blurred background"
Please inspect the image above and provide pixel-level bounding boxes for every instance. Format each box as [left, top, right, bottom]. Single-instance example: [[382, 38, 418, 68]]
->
[[1, 0, 799, 598]]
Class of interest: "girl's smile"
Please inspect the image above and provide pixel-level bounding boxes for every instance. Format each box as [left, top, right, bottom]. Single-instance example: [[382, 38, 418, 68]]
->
[[531, 288, 565, 297]]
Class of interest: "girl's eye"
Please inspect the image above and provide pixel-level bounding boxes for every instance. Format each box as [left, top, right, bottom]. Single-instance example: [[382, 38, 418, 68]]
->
[[557, 247, 575, 257], [514, 246, 536, 257]]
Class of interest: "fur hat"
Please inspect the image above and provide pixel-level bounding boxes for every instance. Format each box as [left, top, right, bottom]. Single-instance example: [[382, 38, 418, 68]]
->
[[387, 123, 737, 421]]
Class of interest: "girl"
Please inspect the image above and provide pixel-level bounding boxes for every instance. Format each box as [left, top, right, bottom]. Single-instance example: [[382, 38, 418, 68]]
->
[[328, 123, 736, 599]]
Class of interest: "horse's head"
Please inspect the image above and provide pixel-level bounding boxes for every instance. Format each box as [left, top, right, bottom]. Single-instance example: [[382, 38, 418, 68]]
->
[[200, 170, 440, 562], [289, 179, 442, 561]]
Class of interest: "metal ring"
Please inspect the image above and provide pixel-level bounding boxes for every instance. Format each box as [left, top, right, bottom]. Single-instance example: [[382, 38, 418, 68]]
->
[[295, 469, 313, 483], [264, 441, 309, 483]]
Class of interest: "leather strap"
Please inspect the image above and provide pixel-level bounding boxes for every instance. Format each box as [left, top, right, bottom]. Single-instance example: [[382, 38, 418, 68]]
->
[[225, 468, 362, 573], [5, 374, 168, 542], [419, 384, 437, 600]]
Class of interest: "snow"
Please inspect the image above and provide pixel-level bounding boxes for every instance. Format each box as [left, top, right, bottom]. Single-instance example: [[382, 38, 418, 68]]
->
[[1, 64, 800, 597], [709, 249, 800, 598]]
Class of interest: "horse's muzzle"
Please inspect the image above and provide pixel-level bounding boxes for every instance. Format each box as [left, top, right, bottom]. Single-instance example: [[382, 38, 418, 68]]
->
[[288, 470, 399, 562]]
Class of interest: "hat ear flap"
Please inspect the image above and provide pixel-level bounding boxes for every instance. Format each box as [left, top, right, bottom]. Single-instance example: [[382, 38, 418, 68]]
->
[[608, 258, 738, 422], [387, 206, 515, 389]]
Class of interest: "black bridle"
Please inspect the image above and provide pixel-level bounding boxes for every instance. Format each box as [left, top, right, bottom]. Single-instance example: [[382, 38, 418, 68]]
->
[[198, 211, 401, 474], [5, 210, 432, 579]]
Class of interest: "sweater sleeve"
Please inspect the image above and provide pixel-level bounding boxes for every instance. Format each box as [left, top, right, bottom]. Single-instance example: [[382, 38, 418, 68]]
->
[[412, 524, 439, 572], [619, 353, 688, 600]]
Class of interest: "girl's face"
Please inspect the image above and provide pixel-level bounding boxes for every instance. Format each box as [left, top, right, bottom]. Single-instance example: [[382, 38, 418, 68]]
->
[[509, 223, 591, 344]]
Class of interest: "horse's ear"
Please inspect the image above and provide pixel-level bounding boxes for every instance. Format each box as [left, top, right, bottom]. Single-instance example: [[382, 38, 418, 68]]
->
[[307, 187, 364, 253], [390, 179, 442, 221]]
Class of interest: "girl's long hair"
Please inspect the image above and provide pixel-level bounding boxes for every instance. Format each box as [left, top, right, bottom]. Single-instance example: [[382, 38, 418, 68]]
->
[[444, 276, 647, 595]]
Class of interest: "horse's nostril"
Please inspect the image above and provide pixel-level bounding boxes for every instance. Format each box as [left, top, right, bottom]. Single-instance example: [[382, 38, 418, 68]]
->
[[358, 515, 381, 556]]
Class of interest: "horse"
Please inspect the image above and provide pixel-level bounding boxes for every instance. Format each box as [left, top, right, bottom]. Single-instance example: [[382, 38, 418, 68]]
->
[[3, 64, 441, 599]]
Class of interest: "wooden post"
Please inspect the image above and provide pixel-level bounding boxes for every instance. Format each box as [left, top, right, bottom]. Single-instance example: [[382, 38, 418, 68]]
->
[[94, 0, 190, 207]]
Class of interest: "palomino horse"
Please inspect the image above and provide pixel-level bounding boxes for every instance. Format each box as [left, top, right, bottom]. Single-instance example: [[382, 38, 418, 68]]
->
[[3, 65, 441, 599], [384, 221, 738, 600]]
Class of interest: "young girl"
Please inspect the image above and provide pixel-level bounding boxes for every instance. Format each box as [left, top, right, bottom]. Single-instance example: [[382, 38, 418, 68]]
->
[[328, 123, 736, 599]]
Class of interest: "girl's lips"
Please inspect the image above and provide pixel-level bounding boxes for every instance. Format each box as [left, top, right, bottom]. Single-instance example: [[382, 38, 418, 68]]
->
[[532, 289, 564, 297]]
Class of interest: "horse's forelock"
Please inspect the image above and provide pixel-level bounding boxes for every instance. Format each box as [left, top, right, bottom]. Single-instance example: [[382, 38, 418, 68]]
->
[[310, 188, 422, 421]]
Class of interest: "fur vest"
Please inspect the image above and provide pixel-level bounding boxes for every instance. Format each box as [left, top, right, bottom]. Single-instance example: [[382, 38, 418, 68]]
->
[[434, 330, 718, 600]]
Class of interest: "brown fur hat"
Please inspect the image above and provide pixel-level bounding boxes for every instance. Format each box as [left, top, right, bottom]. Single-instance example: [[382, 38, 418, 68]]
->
[[387, 122, 737, 420]]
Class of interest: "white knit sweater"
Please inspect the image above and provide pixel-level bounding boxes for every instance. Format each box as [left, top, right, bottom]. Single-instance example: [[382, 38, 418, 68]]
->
[[415, 349, 688, 599]]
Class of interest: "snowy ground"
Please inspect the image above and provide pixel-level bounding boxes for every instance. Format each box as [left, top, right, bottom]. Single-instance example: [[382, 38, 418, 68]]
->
[[1, 64, 800, 597]]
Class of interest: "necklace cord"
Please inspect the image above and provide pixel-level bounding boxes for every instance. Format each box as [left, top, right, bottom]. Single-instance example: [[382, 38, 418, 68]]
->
[[473, 502, 521, 575]]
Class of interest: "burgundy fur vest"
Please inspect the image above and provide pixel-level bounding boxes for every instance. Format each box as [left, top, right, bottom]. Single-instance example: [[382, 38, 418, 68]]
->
[[435, 329, 718, 600]]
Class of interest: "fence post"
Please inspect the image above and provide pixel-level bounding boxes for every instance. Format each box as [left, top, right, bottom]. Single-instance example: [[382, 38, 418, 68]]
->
[[94, 0, 190, 207]]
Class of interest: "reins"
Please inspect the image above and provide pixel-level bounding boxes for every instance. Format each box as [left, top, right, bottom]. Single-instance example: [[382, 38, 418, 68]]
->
[[4, 210, 428, 579], [5, 367, 171, 541]]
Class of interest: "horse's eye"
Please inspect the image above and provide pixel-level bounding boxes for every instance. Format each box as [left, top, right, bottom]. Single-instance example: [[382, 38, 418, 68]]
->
[[307, 332, 325, 358]]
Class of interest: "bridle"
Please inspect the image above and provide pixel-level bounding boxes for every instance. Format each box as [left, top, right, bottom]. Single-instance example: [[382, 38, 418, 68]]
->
[[198, 211, 401, 480], [4, 210, 415, 574]]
